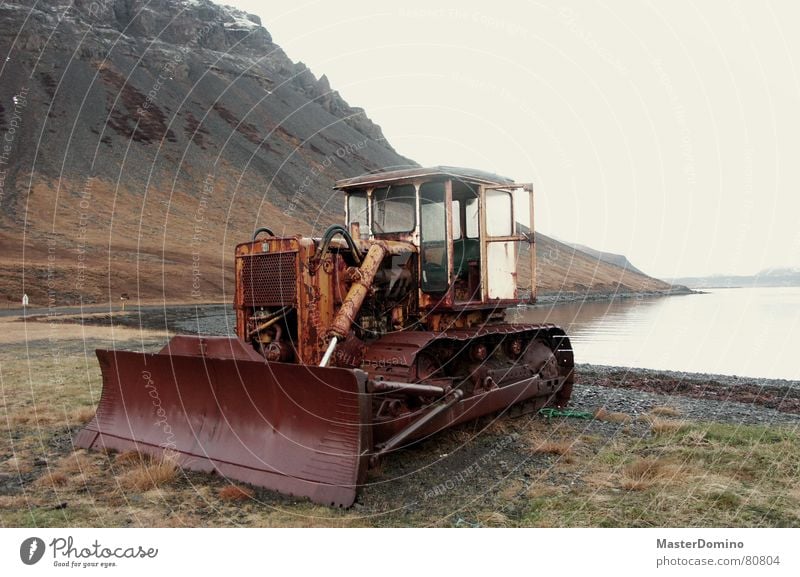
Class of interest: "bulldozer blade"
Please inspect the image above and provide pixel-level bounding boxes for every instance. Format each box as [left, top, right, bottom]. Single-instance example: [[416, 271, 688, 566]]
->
[[74, 336, 371, 507]]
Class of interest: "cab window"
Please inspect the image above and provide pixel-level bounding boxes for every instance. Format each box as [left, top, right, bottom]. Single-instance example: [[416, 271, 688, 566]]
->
[[485, 189, 512, 236], [420, 181, 448, 293], [347, 191, 368, 232], [372, 185, 416, 233]]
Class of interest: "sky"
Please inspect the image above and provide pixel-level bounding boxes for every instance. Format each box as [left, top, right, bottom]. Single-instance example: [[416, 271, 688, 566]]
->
[[227, 0, 800, 278]]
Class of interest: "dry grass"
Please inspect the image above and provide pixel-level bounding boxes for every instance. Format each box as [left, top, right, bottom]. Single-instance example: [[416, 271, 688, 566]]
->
[[649, 406, 682, 417], [525, 485, 561, 499], [0, 316, 169, 345], [218, 485, 255, 502], [593, 407, 630, 423], [499, 479, 525, 501], [476, 511, 510, 527], [158, 513, 205, 527], [0, 495, 30, 509], [483, 417, 519, 436], [620, 457, 682, 491], [9, 412, 58, 426], [34, 471, 69, 488], [680, 429, 709, 446], [442, 426, 476, 445], [648, 417, 688, 436], [117, 453, 178, 492], [70, 406, 96, 424], [583, 472, 617, 490], [114, 450, 143, 466], [2, 456, 32, 474], [503, 420, 796, 524], [531, 439, 575, 456], [57, 452, 96, 475]]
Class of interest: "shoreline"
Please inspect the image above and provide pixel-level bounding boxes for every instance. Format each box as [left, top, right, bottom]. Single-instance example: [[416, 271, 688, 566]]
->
[[11, 286, 701, 326], [16, 306, 797, 390], [4, 285, 700, 315], [14, 302, 800, 422], [533, 285, 698, 305], [578, 363, 799, 388]]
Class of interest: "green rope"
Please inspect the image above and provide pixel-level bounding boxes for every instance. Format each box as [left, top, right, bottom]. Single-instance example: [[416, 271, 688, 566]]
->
[[538, 408, 593, 420]]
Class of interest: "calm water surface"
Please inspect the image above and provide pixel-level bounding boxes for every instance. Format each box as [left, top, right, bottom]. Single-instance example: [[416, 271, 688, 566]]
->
[[512, 287, 800, 380]]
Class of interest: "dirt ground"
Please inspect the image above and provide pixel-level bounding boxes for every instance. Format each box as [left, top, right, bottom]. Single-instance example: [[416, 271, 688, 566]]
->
[[1, 313, 798, 527]]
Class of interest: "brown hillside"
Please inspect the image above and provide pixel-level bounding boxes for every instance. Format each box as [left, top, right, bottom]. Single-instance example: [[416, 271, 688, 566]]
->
[[531, 234, 672, 296], [0, 0, 675, 306]]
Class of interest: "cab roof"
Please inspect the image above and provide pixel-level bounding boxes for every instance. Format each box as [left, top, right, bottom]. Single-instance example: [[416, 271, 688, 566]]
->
[[334, 166, 514, 191]]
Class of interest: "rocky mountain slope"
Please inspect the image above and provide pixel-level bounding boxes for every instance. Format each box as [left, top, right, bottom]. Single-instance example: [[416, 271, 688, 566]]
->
[[0, 0, 676, 305], [500, 232, 674, 302], [563, 242, 646, 277], [533, 234, 673, 299]]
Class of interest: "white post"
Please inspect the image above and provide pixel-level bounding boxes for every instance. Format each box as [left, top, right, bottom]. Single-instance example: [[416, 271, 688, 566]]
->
[[319, 336, 338, 367]]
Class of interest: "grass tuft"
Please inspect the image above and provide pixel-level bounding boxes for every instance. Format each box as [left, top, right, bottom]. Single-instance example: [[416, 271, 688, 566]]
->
[[117, 453, 178, 492], [55, 452, 95, 475], [649, 417, 688, 436], [70, 406, 96, 424], [114, 450, 143, 466], [34, 471, 69, 488], [531, 439, 575, 456], [218, 485, 255, 502], [620, 457, 680, 491], [649, 406, 682, 417], [594, 407, 630, 423], [476, 511, 510, 527]]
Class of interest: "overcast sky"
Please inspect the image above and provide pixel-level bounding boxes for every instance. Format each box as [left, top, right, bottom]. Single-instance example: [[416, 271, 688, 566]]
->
[[227, 0, 799, 278]]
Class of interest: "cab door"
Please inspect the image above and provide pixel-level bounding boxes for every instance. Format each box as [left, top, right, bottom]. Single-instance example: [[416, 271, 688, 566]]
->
[[479, 184, 530, 301]]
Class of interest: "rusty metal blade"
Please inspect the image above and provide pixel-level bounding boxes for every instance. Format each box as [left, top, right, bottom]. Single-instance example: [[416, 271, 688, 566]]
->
[[75, 337, 371, 507]]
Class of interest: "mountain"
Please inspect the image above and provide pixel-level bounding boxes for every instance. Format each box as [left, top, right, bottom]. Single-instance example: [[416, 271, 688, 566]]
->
[[668, 267, 800, 289], [0, 0, 414, 304], [0, 0, 678, 305], [563, 242, 646, 276], [526, 234, 677, 300]]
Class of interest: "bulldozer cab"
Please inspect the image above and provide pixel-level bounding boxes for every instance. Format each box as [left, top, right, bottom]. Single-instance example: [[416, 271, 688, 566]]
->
[[337, 166, 536, 310]]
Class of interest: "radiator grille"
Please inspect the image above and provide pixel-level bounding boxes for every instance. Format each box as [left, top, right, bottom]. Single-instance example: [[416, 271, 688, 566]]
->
[[240, 251, 297, 306]]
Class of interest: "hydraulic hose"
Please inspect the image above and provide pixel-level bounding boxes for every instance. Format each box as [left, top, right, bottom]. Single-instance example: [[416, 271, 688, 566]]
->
[[252, 227, 275, 241], [317, 224, 362, 266]]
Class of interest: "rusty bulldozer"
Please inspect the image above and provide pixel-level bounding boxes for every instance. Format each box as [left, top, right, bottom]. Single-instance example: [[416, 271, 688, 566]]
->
[[75, 167, 574, 507]]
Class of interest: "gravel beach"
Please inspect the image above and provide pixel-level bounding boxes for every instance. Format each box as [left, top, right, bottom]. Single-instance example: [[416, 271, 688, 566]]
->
[[573, 364, 800, 428]]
